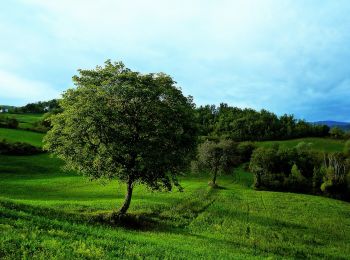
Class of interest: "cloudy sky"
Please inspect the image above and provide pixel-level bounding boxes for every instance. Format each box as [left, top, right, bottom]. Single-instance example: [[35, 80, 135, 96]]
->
[[1, 0, 350, 121]]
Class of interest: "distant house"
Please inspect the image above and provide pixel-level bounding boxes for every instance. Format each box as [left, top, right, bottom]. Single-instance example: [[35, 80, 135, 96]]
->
[[0, 108, 9, 113]]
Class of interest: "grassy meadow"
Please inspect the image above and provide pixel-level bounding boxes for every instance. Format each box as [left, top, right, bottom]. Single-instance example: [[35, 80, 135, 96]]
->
[[0, 114, 349, 259], [0, 128, 44, 147], [5, 113, 43, 129]]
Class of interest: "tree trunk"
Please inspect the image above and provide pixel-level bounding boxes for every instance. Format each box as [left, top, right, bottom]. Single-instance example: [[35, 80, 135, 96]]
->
[[118, 180, 133, 215], [212, 168, 217, 185]]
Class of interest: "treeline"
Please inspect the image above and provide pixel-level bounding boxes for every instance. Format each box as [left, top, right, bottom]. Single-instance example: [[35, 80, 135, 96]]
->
[[11, 99, 61, 114], [0, 114, 51, 133], [196, 103, 330, 141], [249, 142, 350, 201], [0, 140, 43, 156]]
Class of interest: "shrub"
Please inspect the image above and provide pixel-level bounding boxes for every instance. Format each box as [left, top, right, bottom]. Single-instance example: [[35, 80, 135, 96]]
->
[[249, 146, 279, 189], [0, 140, 43, 155], [344, 139, 350, 157], [284, 164, 308, 191], [329, 127, 345, 139], [249, 143, 321, 193], [320, 153, 350, 200], [312, 166, 325, 193], [237, 142, 256, 162], [0, 116, 19, 129]]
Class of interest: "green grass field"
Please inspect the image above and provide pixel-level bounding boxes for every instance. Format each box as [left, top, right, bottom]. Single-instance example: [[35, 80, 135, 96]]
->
[[256, 137, 345, 152], [1, 154, 349, 259], [0, 114, 349, 259], [5, 113, 43, 129], [0, 128, 44, 147]]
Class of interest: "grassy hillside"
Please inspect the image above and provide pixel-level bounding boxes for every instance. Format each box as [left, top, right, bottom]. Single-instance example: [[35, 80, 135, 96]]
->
[[256, 137, 345, 152], [0, 128, 44, 147], [0, 115, 349, 259], [4, 113, 43, 129], [1, 154, 349, 259]]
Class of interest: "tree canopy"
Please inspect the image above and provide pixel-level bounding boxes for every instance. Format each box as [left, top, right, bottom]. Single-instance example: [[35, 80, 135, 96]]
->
[[195, 103, 330, 141], [44, 60, 197, 214]]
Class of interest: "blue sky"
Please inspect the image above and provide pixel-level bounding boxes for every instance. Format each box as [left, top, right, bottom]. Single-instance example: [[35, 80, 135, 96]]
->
[[1, 0, 350, 121]]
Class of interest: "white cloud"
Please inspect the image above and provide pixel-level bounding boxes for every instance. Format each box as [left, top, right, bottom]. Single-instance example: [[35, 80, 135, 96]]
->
[[0, 70, 60, 104], [2, 0, 350, 120]]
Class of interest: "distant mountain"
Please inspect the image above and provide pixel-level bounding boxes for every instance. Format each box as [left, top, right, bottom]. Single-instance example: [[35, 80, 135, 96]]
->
[[314, 121, 350, 131]]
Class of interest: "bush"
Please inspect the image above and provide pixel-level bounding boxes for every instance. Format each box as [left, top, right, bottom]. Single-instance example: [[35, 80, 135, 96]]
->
[[249, 143, 350, 201], [284, 164, 308, 191], [0, 140, 43, 155], [344, 139, 350, 157], [320, 153, 350, 200], [193, 139, 256, 179], [237, 142, 256, 162], [0, 116, 19, 129], [329, 127, 345, 139]]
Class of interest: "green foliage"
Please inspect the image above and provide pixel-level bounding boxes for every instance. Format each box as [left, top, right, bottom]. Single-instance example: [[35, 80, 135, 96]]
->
[[13, 99, 61, 114], [312, 166, 325, 193], [0, 116, 19, 129], [284, 164, 307, 191], [250, 143, 350, 200], [0, 139, 43, 155], [329, 127, 345, 139], [258, 137, 345, 153], [237, 141, 256, 162], [344, 139, 350, 156], [44, 60, 197, 214], [196, 140, 242, 185], [249, 143, 320, 191], [4, 113, 44, 129], [195, 104, 330, 141], [320, 153, 350, 200]]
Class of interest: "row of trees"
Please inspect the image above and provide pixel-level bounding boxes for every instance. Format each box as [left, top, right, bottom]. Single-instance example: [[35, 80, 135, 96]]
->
[[249, 143, 350, 201], [11, 99, 60, 114], [195, 104, 330, 141], [0, 139, 42, 156]]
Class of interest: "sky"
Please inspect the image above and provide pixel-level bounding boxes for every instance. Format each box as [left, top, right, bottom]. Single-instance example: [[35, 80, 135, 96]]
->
[[1, 0, 350, 121]]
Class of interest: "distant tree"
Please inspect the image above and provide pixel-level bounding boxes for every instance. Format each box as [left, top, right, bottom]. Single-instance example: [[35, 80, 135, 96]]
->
[[44, 60, 197, 215], [329, 127, 345, 139], [0, 116, 18, 129], [15, 99, 61, 113], [197, 140, 239, 187]]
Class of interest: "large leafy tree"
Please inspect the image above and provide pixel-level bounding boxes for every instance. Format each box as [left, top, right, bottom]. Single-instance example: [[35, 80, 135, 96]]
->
[[44, 60, 197, 215]]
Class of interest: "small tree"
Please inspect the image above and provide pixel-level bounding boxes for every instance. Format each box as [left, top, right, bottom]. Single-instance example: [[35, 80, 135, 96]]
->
[[44, 60, 197, 215], [197, 140, 239, 187], [329, 127, 344, 139]]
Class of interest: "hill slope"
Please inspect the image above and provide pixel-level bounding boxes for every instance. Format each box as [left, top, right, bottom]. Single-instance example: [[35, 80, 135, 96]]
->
[[1, 154, 349, 259]]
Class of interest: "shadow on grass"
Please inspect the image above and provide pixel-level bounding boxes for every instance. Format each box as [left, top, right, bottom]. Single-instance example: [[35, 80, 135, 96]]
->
[[1, 197, 348, 259]]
